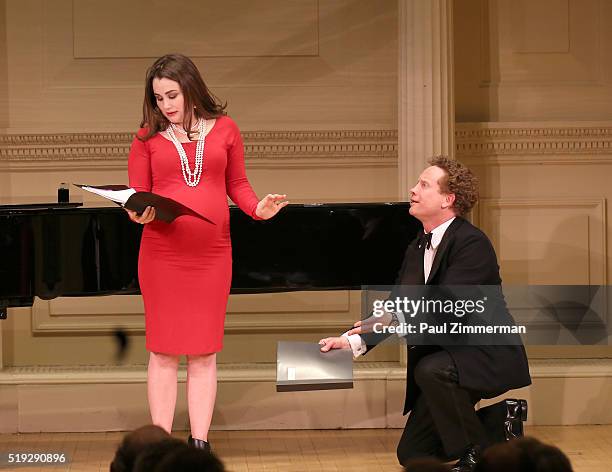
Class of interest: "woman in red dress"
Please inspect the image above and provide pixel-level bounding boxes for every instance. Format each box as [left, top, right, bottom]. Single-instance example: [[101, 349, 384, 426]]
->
[[126, 54, 287, 450]]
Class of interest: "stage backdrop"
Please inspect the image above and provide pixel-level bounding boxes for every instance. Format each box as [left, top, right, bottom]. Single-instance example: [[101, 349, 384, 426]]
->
[[0, 0, 611, 431]]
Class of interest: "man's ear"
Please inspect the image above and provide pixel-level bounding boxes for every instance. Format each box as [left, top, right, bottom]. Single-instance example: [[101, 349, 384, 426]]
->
[[442, 193, 455, 209]]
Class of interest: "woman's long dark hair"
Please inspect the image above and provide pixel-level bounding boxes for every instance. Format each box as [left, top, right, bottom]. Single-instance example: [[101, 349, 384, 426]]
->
[[138, 54, 226, 141]]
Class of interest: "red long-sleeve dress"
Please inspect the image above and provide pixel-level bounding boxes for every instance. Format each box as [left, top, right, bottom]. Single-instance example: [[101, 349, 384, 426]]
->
[[128, 116, 259, 354]]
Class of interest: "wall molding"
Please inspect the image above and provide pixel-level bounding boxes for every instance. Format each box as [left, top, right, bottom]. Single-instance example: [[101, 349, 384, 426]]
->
[[0, 130, 398, 169], [0, 361, 402, 385], [5, 123, 612, 167], [456, 122, 612, 164], [1, 358, 611, 385]]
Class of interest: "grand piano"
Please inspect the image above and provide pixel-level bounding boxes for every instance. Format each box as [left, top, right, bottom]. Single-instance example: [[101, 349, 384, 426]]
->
[[0, 202, 421, 319]]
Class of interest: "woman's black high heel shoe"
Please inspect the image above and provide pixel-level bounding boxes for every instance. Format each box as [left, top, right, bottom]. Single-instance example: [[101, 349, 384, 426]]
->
[[188, 435, 211, 453]]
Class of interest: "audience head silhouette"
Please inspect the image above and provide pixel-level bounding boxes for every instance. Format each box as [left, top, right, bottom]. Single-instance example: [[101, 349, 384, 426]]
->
[[474, 437, 573, 472], [154, 446, 225, 472], [133, 438, 188, 472], [110, 424, 170, 472]]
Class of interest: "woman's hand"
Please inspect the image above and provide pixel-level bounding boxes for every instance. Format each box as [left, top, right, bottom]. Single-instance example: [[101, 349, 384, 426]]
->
[[125, 206, 156, 224], [255, 194, 289, 220]]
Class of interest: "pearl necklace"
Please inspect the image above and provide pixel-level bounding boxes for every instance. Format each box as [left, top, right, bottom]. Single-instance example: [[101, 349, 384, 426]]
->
[[166, 119, 207, 187]]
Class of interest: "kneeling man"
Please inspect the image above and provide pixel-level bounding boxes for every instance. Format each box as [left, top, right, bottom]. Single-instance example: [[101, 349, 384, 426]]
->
[[320, 156, 531, 471]]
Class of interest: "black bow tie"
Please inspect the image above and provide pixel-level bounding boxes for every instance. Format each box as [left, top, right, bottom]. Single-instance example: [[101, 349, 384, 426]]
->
[[418, 232, 433, 250]]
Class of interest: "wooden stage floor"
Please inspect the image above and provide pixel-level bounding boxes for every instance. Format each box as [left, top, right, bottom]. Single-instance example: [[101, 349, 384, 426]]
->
[[0, 426, 610, 471]]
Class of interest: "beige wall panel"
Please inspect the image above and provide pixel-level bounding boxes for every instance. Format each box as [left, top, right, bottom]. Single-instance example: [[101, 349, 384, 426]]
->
[[74, 0, 318, 58], [477, 199, 606, 285], [493, 0, 599, 84], [2, 306, 148, 366], [4, 0, 397, 132], [512, 0, 569, 54], [19, 383, 152, 432], [454, 0, 612, 121], [32, 296, 144, 334]]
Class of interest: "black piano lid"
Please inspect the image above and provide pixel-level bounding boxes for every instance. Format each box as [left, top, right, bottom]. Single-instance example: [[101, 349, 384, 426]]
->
[[0, 201, 420, 309]]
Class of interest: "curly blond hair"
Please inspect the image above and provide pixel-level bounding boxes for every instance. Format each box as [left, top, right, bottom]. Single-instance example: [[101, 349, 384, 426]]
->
[[428, 156, 478, 216]]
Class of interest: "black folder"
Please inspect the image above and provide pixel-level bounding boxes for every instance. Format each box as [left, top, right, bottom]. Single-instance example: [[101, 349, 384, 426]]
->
[[75, 184, 214, 224]]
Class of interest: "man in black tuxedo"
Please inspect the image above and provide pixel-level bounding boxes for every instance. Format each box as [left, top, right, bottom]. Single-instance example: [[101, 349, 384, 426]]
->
[[320, 157, 531, 471]]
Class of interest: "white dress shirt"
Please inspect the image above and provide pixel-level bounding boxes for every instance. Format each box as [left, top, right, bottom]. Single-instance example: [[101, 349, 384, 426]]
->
[[343, 217, 456, 357]]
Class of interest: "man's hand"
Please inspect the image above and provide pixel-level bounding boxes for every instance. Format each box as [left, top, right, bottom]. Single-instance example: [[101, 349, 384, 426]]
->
[[318, 336, 350, 352], [347, 312, 393, 336]]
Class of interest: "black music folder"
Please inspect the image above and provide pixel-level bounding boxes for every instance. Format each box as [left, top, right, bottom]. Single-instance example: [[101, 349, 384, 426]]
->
[[75, 184, 214, 224], [276, 341, 353, 392]]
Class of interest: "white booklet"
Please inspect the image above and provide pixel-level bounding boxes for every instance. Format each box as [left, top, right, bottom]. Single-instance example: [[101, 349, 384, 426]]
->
[[79, 185, 136, 205]]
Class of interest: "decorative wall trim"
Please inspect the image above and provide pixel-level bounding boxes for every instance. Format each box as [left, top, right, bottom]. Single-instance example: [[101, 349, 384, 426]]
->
[[1, 358, 611, 385], [0, 362, 402, 385], [0, 133, 133, 161], [0, 130, 398, 168], [6, 123, 612, 166], [456, 122, 612, 163]]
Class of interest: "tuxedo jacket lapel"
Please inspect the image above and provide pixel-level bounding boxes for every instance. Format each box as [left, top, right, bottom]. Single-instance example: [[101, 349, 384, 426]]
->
[[425, 217, 463, 284], [400, 236, 425, 285]]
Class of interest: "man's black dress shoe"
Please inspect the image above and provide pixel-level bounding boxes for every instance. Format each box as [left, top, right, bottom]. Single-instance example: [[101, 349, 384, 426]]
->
[[504, 398, 527, 440], [450, 445, 481, 472], [187, 435, 211, 453], [476, 398, 528, 444]]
